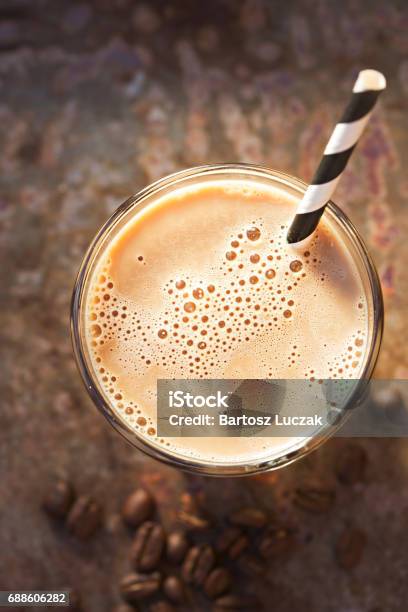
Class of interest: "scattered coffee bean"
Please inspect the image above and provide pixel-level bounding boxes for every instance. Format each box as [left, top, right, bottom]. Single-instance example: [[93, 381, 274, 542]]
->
[[335, 526, 366, 570], [229, 507, 267, 528], [163, 575, 185, 603], [182, 544, 215, 586], [166, 531, 189, 563], [178, 493, 211, 531], [293, 483, 335, 513], [204, 567, 231, 598], [213, 594, 259, 610], [178, 510, 210, 531], [216, 527, 248, 560], [43, 478, 75, 519], [258, 524, 295, 558], [66, 495, 102, 539], [119, 572, 161, 603], [122, 489, 155, 528], [130, 521, 165, 571], [149, 602, 175, 612], [335, 444, 367, 485]]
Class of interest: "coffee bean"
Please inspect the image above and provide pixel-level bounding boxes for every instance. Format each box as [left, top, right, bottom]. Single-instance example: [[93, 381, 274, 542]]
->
[[119, 572, 161, 603], [130, 521, 165, 571], [335, 527, 366, 570], [66, 495, 102, 539], [163, 575, 185, 603], [216, 527, 248, 560], [229, 507, 267, 528], [149, 602, 175, 612], [258, 524, 295, 559], [293, 483, 335, 513], [213, 594, 259, 610], [178, 510, 210, 531], [216, 527, 240, 553], [43, 478, 75, 519], [166, 531, 189, 563], [182, 544, 215, 586], [335, 444, 367, 485], [122, 489, 155, 528], [178, 493, 211, 531], [204, 567, 231, 598]]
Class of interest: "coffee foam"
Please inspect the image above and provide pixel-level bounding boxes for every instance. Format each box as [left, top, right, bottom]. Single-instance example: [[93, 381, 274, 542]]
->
[[85, 180, 369, 464]]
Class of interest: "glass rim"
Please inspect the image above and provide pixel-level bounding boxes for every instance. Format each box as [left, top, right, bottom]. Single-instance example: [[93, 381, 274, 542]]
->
[[71, 163, 384, 477]]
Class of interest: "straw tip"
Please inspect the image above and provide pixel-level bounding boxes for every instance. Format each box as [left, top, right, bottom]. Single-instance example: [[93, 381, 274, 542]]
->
[[353, 69, 386, 93], [286, 230, 312, 246]]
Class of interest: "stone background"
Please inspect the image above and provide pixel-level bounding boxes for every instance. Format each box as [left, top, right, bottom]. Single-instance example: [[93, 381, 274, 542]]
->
[[1, 1, 407, 610]]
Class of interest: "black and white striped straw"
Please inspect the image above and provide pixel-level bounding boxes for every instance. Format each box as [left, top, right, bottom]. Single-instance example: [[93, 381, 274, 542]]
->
[[287, 69, 386, 244]]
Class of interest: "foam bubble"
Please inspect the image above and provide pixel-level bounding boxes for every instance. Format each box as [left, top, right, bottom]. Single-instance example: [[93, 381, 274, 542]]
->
[[290, 260, 303, 272], [192, 288, 204, 299], [247, 226, 261, 241], [184, 302, 196, 313]]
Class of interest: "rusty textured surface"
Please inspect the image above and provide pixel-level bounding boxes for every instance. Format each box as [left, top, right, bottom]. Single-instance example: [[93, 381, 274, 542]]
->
[[1, 1, 407, 611]]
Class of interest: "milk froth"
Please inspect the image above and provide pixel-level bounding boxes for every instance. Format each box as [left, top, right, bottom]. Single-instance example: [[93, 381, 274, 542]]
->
[[84, 178, 369, 465]]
